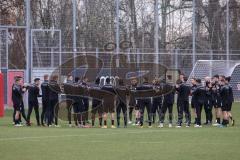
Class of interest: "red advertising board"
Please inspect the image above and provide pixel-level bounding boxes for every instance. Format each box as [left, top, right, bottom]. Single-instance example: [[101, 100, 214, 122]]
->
[[7, 71, 24, 107], [0, 73, 4, 117]]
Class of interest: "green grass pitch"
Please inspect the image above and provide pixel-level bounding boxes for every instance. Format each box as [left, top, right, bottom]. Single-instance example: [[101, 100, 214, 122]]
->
[[0, 103, 240, 160]]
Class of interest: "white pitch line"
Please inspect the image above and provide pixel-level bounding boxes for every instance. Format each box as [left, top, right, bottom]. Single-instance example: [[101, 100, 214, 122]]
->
[[1, 128, 239, 142], [0, 130, 160, 142]]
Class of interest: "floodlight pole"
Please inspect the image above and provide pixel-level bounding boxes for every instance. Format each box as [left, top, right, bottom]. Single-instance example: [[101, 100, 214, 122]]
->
[[72, 0, 77, 52], [25, 0, 31, 83], [154, 0, 159, 76], [115, 0, 120, 68], [226, 0, 230, 68], [192, 0, 196, 69], [72, 0, 77, 76], [154, 0, 159, 55]]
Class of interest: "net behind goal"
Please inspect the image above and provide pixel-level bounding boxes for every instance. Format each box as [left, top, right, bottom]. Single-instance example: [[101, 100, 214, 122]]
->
[[188, 60, 240, 101], [188, 60, 239, 80]]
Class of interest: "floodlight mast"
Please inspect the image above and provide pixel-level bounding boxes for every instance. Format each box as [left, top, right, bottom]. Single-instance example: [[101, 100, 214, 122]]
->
[[154, 0, 160, 76], [72, 0, 77, 76], [226, 0, 230, 68], [182, 0, 196, 75], [115, 0, 120, 68], [192, 0, 196, 71], [25, 0, 31, 83]]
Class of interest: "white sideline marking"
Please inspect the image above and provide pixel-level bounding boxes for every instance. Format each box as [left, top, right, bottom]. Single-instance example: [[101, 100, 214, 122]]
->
[[1, 127, 239, 142], [0, 130, 159, 141]]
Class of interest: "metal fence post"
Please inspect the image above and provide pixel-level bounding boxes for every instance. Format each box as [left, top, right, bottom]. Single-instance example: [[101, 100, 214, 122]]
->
[[175, 49, 179, 70], [210, 50, 213, 77], [25, 0, 31, 83], [96, 48, 99, 67]]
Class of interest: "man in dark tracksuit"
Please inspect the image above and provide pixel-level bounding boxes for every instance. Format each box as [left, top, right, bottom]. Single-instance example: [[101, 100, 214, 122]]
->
[[176, 78, 191, 127], [212, 75, 221, 126], [12, 76, 27, 126], [204, 80, 213, 125], [151, 78, 162, 124], [27, 78, 41, 126], [190, 79, 197, 124], [81, 76, 89, 125], [91, 77, 103, 127], [225, 76, 235, 126], [48, 75, 61, 127], [159, 82, 175, 128], [72, 77, 82, 127], [115, 79, 129, 128], [192, 79, 206, 127], [41, 74, 50, 126], [136, 77, 153, 127], [128, 78, 139, 125], [101, 77, 116, 128], [219, 79, 230, 127], [65, 75, 74, 126]]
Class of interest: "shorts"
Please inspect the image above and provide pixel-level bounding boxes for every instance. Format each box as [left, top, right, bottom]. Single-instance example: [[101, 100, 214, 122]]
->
[[73, 102, 84, 113], [225, 102, 232, 112], [191, 101, 196, 109], [129, 105, 139, 110], [91, 102, 103, 114], [134, 105, 139, 110], [221, 105, 228, 112], [129, 105, 134, 109], [103, 103, 115, 113]]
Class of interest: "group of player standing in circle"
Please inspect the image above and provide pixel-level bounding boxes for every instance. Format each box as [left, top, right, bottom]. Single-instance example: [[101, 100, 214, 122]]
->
[[11, 72, 234, 128]]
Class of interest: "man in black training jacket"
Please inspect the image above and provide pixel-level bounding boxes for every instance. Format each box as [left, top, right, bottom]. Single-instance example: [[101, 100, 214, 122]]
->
[[136, 77, 153, 128], [175, 77, 191, 128], [116, 79, 129, 128], [27, 78, 41, 126], [41, 74, 50, 126]]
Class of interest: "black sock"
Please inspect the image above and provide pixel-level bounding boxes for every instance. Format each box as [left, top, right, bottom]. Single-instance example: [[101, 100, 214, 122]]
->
[[117, 118, 120, 126], [124, 118, 127, 126], [222, 120, 225, 125], [222, 119, 227, 126], [194, 118, 197, 124], [111, 120, 114, 125], [135, 118, 138, 124], [92, 120, 95, 126], [226, 120, 229, 125], [15, 119, 19, 125], [129, 111, 132, 121], [104, 120, 107, 126], [217, 118, 221, 124], [99, 118, 102, 126]]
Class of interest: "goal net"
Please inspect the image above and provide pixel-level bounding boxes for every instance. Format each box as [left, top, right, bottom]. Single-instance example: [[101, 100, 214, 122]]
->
[[188, 60, 239, 80], [188, 60, 240, 101]]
